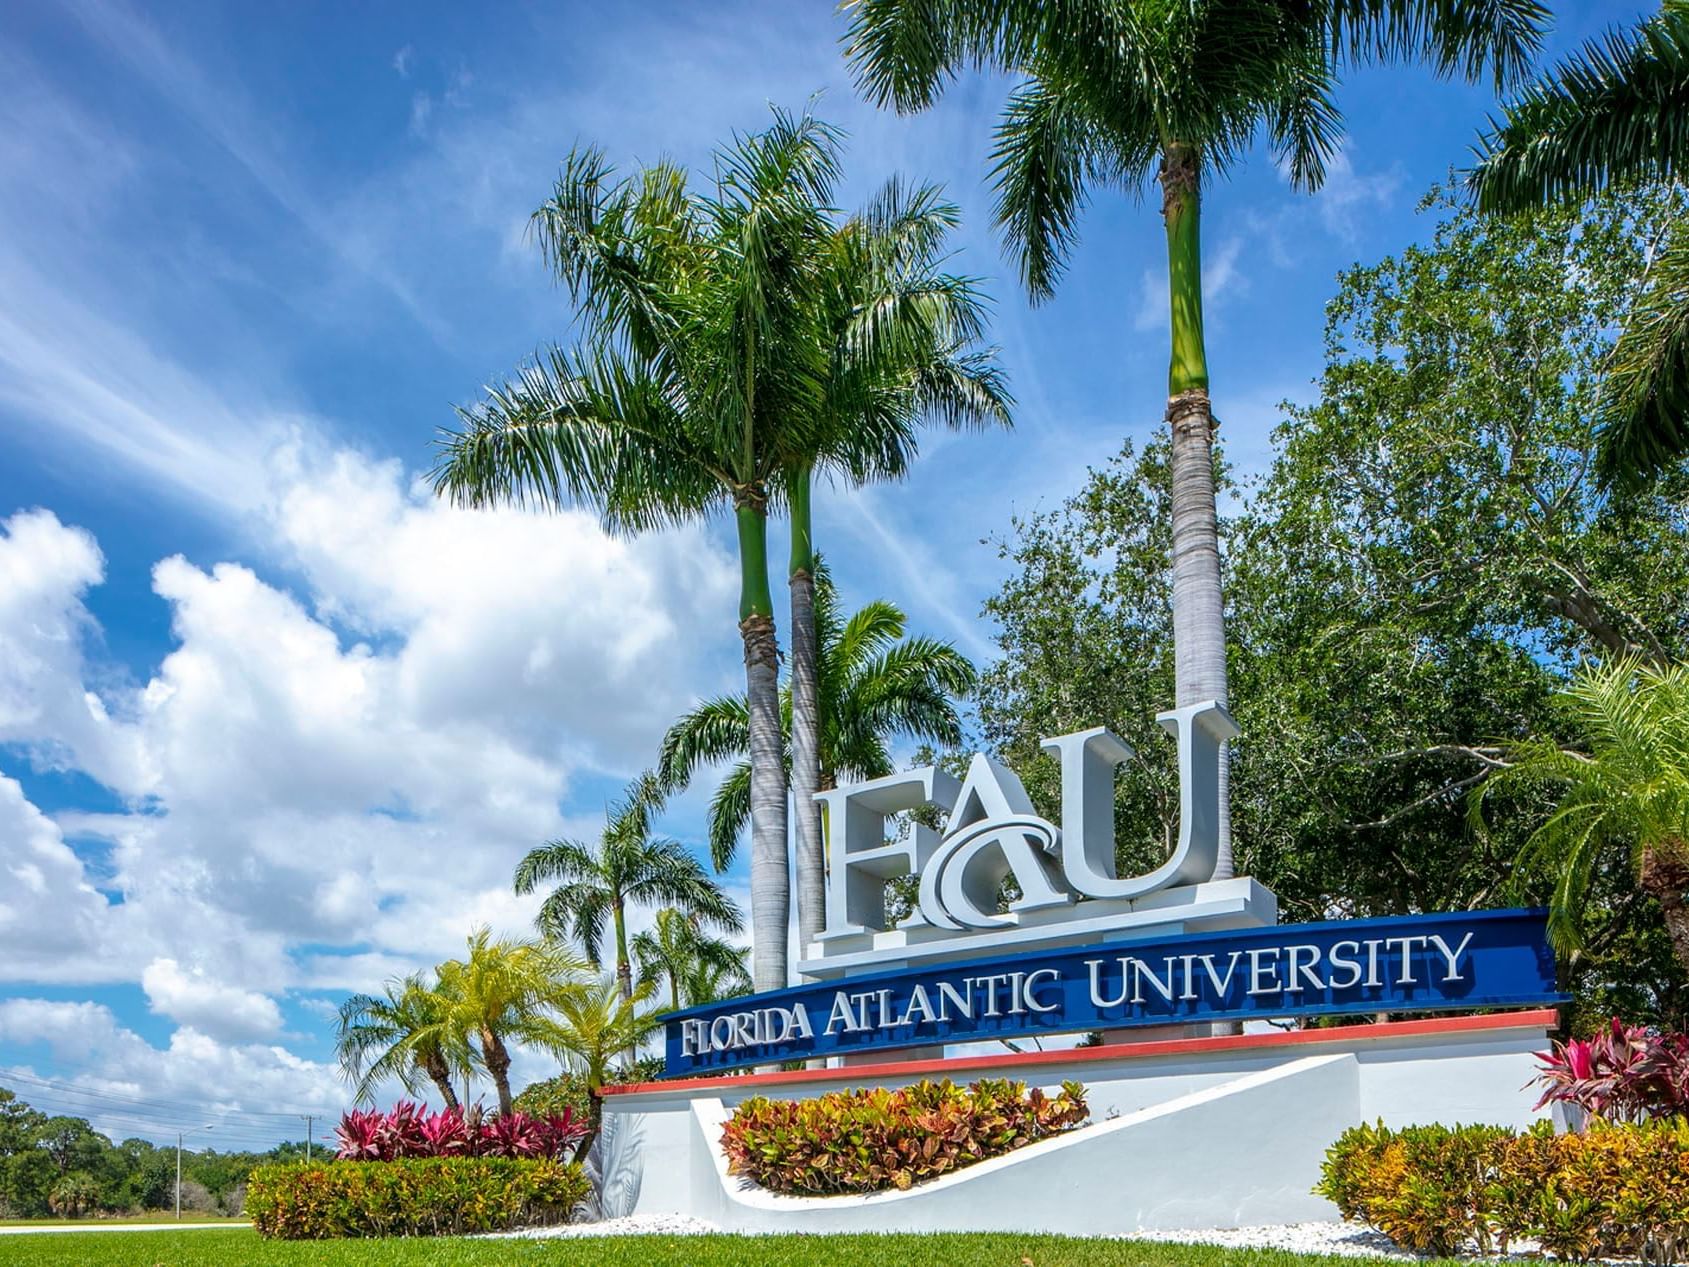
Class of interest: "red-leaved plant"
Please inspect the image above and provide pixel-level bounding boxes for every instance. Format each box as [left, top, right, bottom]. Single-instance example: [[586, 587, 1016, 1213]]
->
[[1531, 1017, 1689, 1123], [333, 1102, 587, 1161]]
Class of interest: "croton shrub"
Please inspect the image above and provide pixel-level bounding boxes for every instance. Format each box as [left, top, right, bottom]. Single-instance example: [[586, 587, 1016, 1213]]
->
[[332, 1101, 587, 1160], [246, 1157, 588, 1239], [1318, 1118, 1689, 1261], [720, 1077, 1088, 1196]]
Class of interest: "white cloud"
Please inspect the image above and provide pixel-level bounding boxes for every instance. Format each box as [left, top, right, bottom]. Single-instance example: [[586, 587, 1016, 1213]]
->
[[1276, 143, 1406, 244], [0, 998, 344, 1146], [392, 44, 414, 78], [409, 91, 434, 136], [0, 772, 111, 979], [141, 959, 284, 1042], [0, 450, 737, 1003]]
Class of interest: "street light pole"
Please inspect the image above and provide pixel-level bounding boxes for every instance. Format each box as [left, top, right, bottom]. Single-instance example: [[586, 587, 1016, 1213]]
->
[[176, 1124, 214, 1220]]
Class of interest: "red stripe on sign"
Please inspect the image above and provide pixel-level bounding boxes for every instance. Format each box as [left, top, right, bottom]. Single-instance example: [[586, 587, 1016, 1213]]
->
[[600, 1007, 1559, 1098]]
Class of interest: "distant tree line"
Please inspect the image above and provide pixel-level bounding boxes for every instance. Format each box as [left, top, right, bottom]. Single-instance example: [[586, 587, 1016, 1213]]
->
[[0, 1086, 309, 1219]]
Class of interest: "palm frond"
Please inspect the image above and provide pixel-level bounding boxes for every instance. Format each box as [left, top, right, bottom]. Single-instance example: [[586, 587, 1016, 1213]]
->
[[656, 695, 751, 793], [1470, 4, 1689, 214], [1595, 235, 1689, 486]]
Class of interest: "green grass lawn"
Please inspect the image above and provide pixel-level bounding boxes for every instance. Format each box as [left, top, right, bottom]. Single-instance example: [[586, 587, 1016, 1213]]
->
[[0, 1213, 247, 1227], [0, 1230, 1416, 1267]]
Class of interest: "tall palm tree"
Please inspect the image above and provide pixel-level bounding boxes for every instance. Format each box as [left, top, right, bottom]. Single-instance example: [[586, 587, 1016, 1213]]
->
[[787, 179, 1011, 958], [844, 0, 1546, 879], [1475, 658, 1689, 972], [1470, 1, 1689, 486], [530, 975, 666, 1163], [514, 777, 742, 1004], [334, 973, 469, 1109], [632, 908, 753, 1013], [435, 928, 582, 1116], [436, 108, 852, 994], [660, 561, 976, 877]]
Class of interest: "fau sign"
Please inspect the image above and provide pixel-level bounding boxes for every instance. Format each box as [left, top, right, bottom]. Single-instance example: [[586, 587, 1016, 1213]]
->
[[811, 700, 1240, 961], [658, 701, 1564, 1077]]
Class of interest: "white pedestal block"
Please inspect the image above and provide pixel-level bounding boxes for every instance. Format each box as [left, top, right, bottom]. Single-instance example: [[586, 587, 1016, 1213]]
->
[[593, 1009, 1555, 1235]]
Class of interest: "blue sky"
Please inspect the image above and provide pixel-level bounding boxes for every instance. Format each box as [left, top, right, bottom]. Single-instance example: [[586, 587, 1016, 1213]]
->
[[0, 0, 1643, 1148]]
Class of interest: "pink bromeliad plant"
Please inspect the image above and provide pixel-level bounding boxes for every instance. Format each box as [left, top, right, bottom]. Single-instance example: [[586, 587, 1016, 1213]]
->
[[1531, 1018, 1689, 1123], [333, 1101, 587, 1161]]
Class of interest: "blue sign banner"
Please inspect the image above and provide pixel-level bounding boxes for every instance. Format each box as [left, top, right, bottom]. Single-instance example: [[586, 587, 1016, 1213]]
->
[[661, 908, 1563, 1077]]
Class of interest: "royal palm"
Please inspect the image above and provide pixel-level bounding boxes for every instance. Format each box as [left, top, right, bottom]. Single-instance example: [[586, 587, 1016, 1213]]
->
[[845, 0, 1546, 877], [514, 777, 742, 1005], [1471, 1, 1689, 485], [660, 564, 975, 882], [787, 180, 1010, 956], [437, 109, 846, 993]]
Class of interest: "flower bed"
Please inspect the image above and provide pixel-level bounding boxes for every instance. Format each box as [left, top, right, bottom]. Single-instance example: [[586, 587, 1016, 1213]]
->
[[720, 1077, 1088, 1196], [245, 1157, 588, 1239], [1318, 1117, 1689, 1260]]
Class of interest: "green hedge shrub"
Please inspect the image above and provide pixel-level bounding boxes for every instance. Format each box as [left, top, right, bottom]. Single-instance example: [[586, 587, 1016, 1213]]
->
[[245, 1157, 588, 1239], [720, 1077, 1088, 1196], [1317, 1118, 1689, 1261]]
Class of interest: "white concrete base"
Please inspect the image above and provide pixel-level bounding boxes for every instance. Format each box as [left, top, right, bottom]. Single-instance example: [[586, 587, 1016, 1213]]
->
[[593, 1010, 1554, 1235]]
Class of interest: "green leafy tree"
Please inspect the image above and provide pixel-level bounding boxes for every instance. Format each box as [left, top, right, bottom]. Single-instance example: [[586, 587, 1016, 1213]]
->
[[1476, 659, 1689, 971], [785, 182, 1011, 957], [34, 1118, 104, 1177], [660, 561, 976, 876], [1470, 0, 1689, 484], [513, 776, 742, 1004], [529, 976, 666, 1163], [631, 907, 752, 1012], [435, 928, 585, 1115], [334, 972, 470, 1109], [2, 1150, 55, 1219], [844, 0, 1546, 879], [0, 1089, 44, 1160], [436, 108, 848, 994]]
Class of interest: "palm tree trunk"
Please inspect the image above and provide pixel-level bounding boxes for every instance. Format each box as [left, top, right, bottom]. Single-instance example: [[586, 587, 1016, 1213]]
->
[[612, 899, 632, 1004], [482, 1027, 514, 1116], [1160, 141, 1234, 882], [787, 464, 825, 964], [422, 1051, 460, 1111], [1640, 845, 1689, 972], [736, 498, 791, 994]]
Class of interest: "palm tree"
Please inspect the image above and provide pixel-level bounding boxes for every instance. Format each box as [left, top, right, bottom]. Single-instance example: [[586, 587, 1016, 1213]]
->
[[632, 908, 753, 1012], [1474, 658, 1689, 971], [334, 973, 469, 1109], [530, 975, 666, 1163], [1470, 2, 1689, 486], [844, 0, 1546, 879], [435, 929, 583, 1116], [680, 955, 755, 1010], [514, 777, 742, 1005], [787, 180, 1011, 958], [435, 108, 851, 994], [660, 561, 976, 878]]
